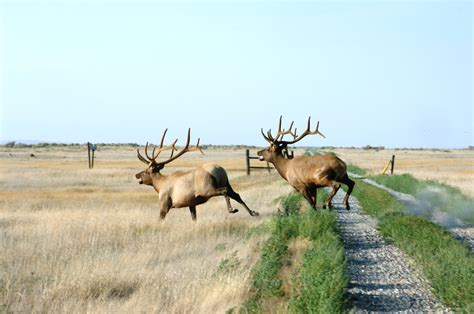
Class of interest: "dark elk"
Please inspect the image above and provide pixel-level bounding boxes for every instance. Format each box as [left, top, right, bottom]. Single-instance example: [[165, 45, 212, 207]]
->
[[257, 116, 355, 210], [135, 129, 259, 220]]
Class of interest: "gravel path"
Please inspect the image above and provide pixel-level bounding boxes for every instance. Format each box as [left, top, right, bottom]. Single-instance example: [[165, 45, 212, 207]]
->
[[333, 191, 448, 312], [357, 176, 474, 251]]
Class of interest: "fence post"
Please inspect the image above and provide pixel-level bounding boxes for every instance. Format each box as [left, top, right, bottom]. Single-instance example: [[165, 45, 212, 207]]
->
[[246, 149, 250, 176], [87, 142, 96, 169], [390, 155, 395, 175], [87, 142, 91, 169], [91, 149, 95, 168]]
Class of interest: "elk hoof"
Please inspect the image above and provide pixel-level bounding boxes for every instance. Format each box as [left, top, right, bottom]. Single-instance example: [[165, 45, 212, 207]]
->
[[229, 208, 239, 214], [346, 205, 351, 211], [322, 204, 327, 209], [250, 211, 259, 216]]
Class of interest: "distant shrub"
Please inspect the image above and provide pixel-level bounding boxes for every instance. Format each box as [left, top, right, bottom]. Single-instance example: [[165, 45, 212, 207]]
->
[[304, 150, 336, 156], [363, 145, 385, 150]]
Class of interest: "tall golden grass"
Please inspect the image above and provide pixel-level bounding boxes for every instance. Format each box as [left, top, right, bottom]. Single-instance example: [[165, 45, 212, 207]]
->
[[0, 147, 291, 312]]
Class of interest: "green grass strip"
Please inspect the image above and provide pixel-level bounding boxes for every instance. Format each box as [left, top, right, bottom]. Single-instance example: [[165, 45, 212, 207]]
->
[[240, 223, 289, 312], [240, 213, 296, 312], [352, 179, 474, 311], [351, 176, 405, 217], [346, 164, 368, 176], [370, 173, 474, 225], [288, 208, 347, 314], [241, 191, 347, 313]]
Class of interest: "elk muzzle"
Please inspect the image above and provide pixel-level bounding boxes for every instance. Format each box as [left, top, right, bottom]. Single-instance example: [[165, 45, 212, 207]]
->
[[135, 171, 145, 184]]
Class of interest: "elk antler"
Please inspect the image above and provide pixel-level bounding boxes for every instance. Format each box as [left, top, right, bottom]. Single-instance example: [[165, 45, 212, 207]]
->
[[137, 128, 204, 167], [156, 128, 204, 166], [261, 116, 295, 144], [137, 128, 177, 166], [261, 116, 325, 146], [280, 116, 326, 145]]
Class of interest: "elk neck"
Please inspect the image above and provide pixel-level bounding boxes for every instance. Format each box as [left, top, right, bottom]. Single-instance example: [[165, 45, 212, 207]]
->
[[150, 171, 168, 191], [271, 153, 292, 182]]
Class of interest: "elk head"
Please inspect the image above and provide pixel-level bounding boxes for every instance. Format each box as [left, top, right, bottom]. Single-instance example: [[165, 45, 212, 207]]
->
[[135, 128, 203, 185], [257, 116, 325, 162]]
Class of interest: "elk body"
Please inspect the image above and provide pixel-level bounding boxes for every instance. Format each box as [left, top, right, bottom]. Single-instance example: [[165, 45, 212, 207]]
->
[[258, 117, 355, 210], [135, 129, 259, 221]]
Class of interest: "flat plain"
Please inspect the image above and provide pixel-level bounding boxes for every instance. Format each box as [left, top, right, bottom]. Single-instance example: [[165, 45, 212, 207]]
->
[[0, 145, 472, 312]]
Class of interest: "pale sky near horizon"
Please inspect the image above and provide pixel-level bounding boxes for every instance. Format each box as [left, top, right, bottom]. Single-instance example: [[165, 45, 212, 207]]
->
[[1, 0, 472, 148]]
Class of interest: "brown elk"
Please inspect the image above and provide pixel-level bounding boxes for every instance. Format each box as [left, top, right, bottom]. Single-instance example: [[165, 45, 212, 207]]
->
[[135, 128, 259, 220], [257, 116, 355, 210]]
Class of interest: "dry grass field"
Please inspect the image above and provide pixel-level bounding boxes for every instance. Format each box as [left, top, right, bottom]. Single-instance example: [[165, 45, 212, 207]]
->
[[1, 145, 473, 312], [331, 148, 474, 197]]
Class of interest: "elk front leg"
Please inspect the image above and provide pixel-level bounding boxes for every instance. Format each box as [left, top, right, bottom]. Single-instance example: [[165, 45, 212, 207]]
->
[[189, 206, 197, 221], [159, 208, 170, 220], [159, 198, 172, 220], [302, 187, 316, 210]]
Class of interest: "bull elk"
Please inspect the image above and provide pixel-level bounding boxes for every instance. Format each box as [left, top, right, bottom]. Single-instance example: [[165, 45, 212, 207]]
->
[[135, 128, 259, 220], [257, 116, 355, 210]]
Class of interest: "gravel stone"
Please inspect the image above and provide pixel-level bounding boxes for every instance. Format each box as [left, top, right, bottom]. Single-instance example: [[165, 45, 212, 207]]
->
[[333, 191, 449, 313]]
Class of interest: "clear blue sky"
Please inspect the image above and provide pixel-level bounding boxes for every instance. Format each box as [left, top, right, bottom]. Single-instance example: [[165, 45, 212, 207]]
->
[[1, 0, 472, 148]]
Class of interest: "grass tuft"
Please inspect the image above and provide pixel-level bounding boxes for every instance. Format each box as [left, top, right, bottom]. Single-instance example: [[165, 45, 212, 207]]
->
[[217, 251, 242, 274]]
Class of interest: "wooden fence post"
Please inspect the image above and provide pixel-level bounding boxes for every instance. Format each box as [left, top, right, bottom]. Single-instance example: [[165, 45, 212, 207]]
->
[[246, 149, 250, 176], [390, 155, 395, 175], [87, 142, 96, 169], [381, 155, 396, 175], [87, 142, 91, 169], [91, 149, 95, 169], [246, 149, 275, 175]]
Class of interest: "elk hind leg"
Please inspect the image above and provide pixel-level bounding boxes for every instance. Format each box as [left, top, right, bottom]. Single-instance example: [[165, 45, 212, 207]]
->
[[324, 182, 341, 210], [227, 185, 259, 216], [224, 195, 239, 214], [340, 173, 355, 210], [215, 186, 238, 214]]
